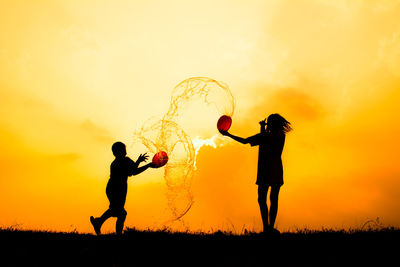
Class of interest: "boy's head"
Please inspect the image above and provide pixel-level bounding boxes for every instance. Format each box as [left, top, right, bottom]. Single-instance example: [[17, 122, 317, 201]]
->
[[112, 142, 127, 158]]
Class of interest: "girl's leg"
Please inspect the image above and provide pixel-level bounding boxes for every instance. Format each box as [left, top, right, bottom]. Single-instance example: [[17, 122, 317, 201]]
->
[[258, 186, 269, 232], [269, 185, 281, 228]]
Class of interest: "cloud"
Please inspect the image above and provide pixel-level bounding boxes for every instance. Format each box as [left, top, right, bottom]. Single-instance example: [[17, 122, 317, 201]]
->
[[240, 85, 326, 133], [47, 153, 80, 162], [80, 119, 113, 144], [59, 24, 99, 51], [272, 88, 326, 121]]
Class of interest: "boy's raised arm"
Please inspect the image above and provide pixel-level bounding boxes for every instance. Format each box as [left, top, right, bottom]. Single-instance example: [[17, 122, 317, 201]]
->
[[130, 153, 157, 176], [131, 162, 156, 175], [132, 153, 149, 169]]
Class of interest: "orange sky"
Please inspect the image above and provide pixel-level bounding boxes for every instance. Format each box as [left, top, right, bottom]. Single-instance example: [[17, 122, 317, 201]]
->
[[1, 0, 400, 233]]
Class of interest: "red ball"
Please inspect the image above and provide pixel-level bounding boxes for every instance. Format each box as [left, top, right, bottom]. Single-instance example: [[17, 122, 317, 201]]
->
[[217, 115, 232, 131], [152, 151, 168, 168]]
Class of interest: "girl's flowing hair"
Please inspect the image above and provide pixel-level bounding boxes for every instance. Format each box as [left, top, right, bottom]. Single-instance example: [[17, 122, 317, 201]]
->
[[267, 113, 292, 134]]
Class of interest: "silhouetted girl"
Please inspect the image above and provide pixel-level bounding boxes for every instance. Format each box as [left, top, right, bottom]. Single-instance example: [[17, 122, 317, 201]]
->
[[220, 114, 292, 233]]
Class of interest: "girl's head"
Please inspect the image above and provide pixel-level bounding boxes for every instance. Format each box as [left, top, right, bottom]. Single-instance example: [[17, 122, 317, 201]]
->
[[112, 141, 127, 158], [266, 114, 292, 134]]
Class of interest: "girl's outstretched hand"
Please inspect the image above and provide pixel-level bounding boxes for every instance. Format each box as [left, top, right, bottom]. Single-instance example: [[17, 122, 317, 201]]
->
[[219, 129, 229, 136], [259, 118, 267, 127]]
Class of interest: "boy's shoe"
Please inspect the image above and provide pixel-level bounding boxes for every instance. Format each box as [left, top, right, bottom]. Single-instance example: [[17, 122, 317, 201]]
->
[[90, 216, 101, 235]]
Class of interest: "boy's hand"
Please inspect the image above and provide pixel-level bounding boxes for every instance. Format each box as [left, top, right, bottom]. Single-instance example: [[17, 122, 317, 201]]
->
[[259, 118, 267, 127], [137, 153, 149, 163], [149, 162, 157, 168]]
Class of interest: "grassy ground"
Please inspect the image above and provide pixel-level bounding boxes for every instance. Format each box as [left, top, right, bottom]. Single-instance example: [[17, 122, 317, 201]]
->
[[0, 227, 399, 266]]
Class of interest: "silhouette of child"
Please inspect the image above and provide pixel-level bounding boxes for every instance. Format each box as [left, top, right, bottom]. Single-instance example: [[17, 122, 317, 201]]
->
[[90, 141, 155, 235], [220, 114, 292, 234]]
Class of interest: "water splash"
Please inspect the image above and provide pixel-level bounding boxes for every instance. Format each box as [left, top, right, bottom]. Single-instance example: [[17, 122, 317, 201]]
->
[[134, 77, 235, 223]]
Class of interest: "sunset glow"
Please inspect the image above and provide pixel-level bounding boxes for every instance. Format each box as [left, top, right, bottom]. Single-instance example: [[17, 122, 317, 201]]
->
[[1, 0, 400, 234]]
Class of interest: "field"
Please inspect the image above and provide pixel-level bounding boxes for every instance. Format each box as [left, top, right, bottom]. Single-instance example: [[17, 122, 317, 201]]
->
[[1, 227, 399, 266]]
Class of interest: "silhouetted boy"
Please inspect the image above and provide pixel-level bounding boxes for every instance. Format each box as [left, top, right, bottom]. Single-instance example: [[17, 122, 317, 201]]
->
[[90, 141, 155, 235], [220, 114, 292, 234]]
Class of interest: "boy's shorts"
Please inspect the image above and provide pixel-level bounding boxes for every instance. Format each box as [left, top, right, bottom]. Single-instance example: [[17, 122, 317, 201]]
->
[[106, 181, 127, 217]]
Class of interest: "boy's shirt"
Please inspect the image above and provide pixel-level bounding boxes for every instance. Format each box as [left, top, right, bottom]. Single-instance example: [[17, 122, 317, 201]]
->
[[109, 157, 137, 184]]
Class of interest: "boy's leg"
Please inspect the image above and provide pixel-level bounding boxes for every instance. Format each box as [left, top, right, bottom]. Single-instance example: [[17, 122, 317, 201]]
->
[[269, 185, 281, 229], [116, 209, 127, 235], [257, 186, 269, 232], [99, 209, 113, 226], [91, 209, 112, 235], [90, 216, 100, 235]]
